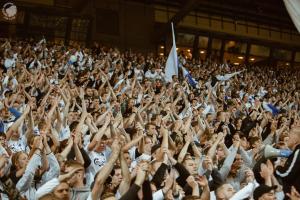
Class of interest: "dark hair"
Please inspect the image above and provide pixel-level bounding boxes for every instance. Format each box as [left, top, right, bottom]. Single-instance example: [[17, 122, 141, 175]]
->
[[248, 137, 260, 147], [101, 192, 115, 200], [65, 160, 83, 168], [90, 133, 108, 142], [182, 195, 201, 200], [145, 123, 155, 130], [69, 121, 79, 132], [0, 132, 6, 139], [103, 165, 121, 193]]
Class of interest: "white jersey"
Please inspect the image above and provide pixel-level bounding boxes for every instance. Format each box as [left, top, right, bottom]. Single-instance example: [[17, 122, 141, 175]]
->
[[8, 135, 29, 153], [86, 147, 111, 186]]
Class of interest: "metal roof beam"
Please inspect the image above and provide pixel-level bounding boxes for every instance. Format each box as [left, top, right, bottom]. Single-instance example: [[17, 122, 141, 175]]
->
[[156, 0, 197, 41], [168, 0, 197, 25]]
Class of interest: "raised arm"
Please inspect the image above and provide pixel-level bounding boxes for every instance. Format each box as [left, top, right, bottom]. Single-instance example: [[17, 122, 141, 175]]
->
[[122, 134, 143, 153], [182, 116, 192, 133], [207, 132, 223, 160], [40, 132, 60, 183], [180, 91, 191, 117], [91, 139, 121, 200], [123, 108, 138, 128], [118, 147, 131, 196], [186, 176, 200, 196], [25, 108, 35, 137], [36, 168, 81, 199], [73, 133, 85, 165], [197, 176, 210, 200], [87, 116, 110, 152], [60, 138, 73, 159], [218, 143, 238, 179], [119, 161, 149, 200], [49, 127, 60, 152], [44, 97, 59, 132], [6, 105, 30, 140], [101, 71, 117, 101], [178, 133, 192, 163], [39, 86, 54, 108], [62, 89, 71, 127], [73, 88, 88, 136], [155, 126, 169, 160], [16, 137, 43, 192], [95, 109, 109, 126]]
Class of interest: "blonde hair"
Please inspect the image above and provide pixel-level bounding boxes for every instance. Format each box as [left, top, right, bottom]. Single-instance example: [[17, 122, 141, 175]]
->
[[11, 152, 27, 169]]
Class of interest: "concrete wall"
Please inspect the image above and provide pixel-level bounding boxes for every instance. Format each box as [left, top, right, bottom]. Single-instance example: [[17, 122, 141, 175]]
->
[[82, 0, 156, 53]]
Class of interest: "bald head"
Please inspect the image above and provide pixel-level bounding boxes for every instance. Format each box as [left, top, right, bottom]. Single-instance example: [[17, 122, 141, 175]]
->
[[287, 126, 300, 150]]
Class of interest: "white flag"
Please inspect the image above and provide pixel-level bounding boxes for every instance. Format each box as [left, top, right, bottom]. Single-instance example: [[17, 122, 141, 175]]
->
[[165, 23, 178, 82], [284, 0, 300, 32]]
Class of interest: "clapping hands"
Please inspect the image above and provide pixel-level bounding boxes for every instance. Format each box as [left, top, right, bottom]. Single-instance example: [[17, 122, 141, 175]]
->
[[134, 161, 149, 186], [260, 160, 274, 180]]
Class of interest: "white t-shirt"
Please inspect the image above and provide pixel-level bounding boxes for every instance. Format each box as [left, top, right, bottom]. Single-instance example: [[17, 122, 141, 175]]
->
[[58, 126, 70, 141], [8, 134, 28, 153], [134, 69, 144, 81], [145, 70, 158, 80], [86, 148, 111, 186], [4, 58, 15, 69]]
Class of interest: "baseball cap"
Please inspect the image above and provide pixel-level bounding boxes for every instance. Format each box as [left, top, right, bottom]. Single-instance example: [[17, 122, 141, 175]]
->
[[253, 184, 277, 200]]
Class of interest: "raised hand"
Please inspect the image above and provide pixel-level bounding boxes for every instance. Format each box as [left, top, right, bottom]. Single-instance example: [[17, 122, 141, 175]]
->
[[245, 169, 255, 183], [73, 132, 81, 146], [136, 122, 144, 132], [196, 175, 208, 187], [132, 106, 138, 113], [111, 138, 121, 153], [59, 167, 82, 182], [33, 136, 44, 151], [135, 161, 149, 186], [266, 159, 274, 174], [79, 87, 85, 100], [202, 156, 213, 171], [85, 114, 92, 124], [0, 155, 8, 170], [233, 135, 240, 148], [216, 132, 224, 143], [163, 172, 174, 192], [260, 160, 273, 180], [184, 132, 193, 143], [287, 186, 300, 200], [186, 176, 198, 189]]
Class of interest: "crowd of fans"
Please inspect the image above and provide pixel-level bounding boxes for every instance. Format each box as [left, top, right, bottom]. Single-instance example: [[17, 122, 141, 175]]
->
[[0, 38, 300, 200]]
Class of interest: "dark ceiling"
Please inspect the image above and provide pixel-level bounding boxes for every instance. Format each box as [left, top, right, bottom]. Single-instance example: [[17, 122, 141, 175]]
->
[[151, 0, 296, 31], [14, 0, 91, 16], [14, 0, 297, 31]]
